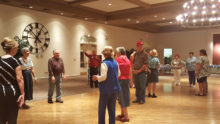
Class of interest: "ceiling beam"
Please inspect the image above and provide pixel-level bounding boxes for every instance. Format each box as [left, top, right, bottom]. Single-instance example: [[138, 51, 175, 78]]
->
[[12, 0, 106, 20], [67, 0, 98, 5], [151, 0, 187, 8], [108, 6, 181, 20], [125, 0, 151, 8], [107, 0, 184, 21]]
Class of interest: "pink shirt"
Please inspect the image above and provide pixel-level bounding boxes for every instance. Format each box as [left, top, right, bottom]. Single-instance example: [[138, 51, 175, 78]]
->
[[116, 55, 131, 80]]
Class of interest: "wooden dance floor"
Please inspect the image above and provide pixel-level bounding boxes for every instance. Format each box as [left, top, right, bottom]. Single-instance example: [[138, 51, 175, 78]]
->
[[18, 75, 220, 124]]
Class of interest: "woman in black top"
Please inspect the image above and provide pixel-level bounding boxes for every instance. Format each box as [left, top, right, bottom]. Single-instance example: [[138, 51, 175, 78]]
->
[[0, 37, 24, 124]]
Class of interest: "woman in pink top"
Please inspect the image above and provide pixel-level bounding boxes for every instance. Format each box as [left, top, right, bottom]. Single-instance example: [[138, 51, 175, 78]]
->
[[115, 47, 131, 122]]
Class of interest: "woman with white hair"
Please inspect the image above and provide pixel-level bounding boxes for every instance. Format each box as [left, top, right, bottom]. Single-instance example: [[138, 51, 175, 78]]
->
[[147, 49, 160, 98], [115, 47, 131, 122], [19, 47, 36, 109], [92, 46, 121, 124]]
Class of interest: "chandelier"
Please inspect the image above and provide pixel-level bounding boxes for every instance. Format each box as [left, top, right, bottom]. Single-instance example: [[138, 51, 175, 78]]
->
[[176, 0, 220, 28]]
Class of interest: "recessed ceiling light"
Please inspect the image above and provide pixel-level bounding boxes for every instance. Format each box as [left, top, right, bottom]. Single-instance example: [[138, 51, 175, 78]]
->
[[104, 21, 108, 24], [127, 18, 131, 21], [154, 15, 158, 18], [162, 17, 166, 20], [169, 21, 173, 24], [60, 12, 64, 15], [29, 6, 33, 9], [84, 17, 88, 20], [108, 3, 112, 6], [136, 20, 140, 24]]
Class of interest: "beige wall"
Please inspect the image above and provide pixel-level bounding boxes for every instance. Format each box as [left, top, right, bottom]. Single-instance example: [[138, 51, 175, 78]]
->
[[0, 4, 155, 78], [1, 4, 218, 78], [154, 29, 219, 64]]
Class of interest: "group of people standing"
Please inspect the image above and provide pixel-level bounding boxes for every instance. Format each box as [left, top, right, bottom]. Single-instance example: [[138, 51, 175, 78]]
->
[[90, 41, 161, 124], [89, 40, 210, 124], [0, 37, 210, 124], [0, 37, 66, 124], [171, 50, 209, 96]]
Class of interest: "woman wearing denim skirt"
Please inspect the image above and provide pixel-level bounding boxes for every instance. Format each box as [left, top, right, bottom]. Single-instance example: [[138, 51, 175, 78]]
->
[[147, 49, 160, 98]]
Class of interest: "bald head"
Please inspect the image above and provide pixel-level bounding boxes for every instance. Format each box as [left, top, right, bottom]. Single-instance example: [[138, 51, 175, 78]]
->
[[53, 49, 60, 59]]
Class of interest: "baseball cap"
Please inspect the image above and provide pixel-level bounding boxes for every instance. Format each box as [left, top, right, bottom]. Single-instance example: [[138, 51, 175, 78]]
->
[[136, 41, 144, 46]]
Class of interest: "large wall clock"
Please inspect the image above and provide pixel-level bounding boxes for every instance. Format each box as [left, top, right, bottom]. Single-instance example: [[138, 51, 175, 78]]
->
[[22, 22, 50, 55]]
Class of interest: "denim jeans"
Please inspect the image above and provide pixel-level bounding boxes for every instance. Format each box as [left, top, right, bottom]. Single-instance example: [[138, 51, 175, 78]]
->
[[98, 93, 116, 124], [188, 71, 195, 85], [134, 72, 147, 102], [48, 75, 62, 100]]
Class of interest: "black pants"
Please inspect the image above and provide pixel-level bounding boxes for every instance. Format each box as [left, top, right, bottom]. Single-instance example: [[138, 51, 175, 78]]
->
[[22, 70, 33, 100], [0, 95, 19, 124], [89, 67, 99, 88]]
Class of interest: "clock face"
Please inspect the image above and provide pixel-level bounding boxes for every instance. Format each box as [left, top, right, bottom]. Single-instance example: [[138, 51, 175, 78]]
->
[[22, 22, 50, 54]]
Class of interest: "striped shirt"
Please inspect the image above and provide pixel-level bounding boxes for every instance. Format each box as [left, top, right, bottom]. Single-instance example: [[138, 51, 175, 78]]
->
[[0, 56, 20, 96]]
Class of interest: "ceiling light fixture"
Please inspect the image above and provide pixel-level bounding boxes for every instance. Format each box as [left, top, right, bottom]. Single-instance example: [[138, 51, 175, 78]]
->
[[162, 17, 166, 20], [136, 20, 140, 24], [176, 0, 220, 28], [154, 15, 158, 18], [127, 18, 131, 21], [29, 6, 33, 9], [108, 3, 112, 6], [84, 17, 88, 20], [60, 12, 64, 15]]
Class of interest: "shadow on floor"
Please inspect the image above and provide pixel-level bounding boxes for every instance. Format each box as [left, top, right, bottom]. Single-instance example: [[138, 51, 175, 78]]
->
[[32, 75, 97, 101]]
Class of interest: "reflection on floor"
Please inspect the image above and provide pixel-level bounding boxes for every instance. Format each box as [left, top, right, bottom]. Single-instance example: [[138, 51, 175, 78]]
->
[[18, 75, 220, 124], [31, 76, 96, 101]]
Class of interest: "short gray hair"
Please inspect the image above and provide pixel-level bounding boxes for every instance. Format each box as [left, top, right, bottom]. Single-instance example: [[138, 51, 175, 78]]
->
[[21, 47, 29, 54], [102, 46, 113, 57], [116, 47, 126, 55]]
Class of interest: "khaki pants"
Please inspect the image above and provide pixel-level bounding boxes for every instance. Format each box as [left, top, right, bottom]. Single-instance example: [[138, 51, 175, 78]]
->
[[173, 69, 181, 85]]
